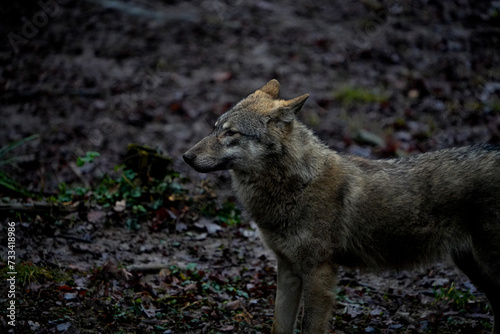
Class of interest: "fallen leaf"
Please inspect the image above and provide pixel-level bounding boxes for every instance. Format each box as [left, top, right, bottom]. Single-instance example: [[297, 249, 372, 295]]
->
[[194, 218, 222, 235], [225, 299, 242, 311], [176, 222, 188, 232], [212, 71, 233, 83], [57, 285, 75, 292], [114, 199, 126, 212], [87, 210, 106, 223], [354, 129, 385, 147], [194, 233, 207, 241], [64, 292, 78, 301], [56, 322, 72, 331]]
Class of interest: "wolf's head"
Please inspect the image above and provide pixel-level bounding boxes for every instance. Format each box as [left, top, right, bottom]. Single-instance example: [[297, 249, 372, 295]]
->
[[183, 80, 309, 173]]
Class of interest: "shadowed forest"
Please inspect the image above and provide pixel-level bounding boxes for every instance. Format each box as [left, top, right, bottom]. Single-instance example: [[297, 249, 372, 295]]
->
[[1, 0, 500, 333]]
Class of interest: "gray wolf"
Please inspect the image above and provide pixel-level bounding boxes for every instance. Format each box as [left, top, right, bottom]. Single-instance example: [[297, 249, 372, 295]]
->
[[183, 79, 500, 334]]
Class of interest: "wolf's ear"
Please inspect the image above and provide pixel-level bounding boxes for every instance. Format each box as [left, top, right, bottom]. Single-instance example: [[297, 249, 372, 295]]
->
[[273, 94, 310, 123], [258, 79, 280, 99]]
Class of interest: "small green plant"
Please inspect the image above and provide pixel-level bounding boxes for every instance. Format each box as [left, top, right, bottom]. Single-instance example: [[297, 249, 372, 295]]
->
[[434, 282, 475, 309], [168, 264, 250, 300], [57, 182, 74, 202], [77, 151, 100, 167], [194, 181, 242, 226], [51, 146, 241, 231], [217, 200, 241, 226]]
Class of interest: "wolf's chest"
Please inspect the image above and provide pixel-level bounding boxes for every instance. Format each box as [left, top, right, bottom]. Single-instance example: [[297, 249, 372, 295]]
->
[[232, 175, 304, 219]]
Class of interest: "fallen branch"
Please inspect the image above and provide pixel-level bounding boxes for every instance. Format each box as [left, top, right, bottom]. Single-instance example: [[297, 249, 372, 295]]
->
[[0, 201, 78, 214], [126, 263, 169, 274]]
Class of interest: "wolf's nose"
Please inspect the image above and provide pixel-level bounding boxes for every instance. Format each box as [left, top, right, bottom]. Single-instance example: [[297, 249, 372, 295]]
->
[[183, 152, 195, 166]]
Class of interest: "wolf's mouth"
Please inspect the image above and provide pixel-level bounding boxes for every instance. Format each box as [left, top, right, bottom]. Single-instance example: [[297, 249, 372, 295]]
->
[[183, 153, 233, 173]]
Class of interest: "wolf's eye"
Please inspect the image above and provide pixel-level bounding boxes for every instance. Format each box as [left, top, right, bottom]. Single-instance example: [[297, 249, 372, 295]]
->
[[225, 130, 238, 137]]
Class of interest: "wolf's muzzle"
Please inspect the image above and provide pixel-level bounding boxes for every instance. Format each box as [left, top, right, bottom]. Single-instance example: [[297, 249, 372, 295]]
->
[[182, 152, 196, 167]]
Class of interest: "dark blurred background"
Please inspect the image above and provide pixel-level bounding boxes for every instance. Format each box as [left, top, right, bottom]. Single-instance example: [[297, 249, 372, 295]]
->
[[1, 0, 499, 191]]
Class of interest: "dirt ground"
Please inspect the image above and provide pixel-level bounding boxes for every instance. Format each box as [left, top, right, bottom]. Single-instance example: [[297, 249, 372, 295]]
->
[[1, 0, 500, 333]]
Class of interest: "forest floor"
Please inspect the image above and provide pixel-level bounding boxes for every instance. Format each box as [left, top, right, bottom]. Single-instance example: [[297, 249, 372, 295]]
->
[[1, 0, 500, 333]]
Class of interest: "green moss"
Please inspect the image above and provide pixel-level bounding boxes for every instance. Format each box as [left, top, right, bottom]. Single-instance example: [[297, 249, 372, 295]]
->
[[0, 262, 69, 286], [334, 86, 389, 105]]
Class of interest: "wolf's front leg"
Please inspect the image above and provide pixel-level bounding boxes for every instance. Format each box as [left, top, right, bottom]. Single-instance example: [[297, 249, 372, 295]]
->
[[300, 261, 338, 334], [271, 256, 303, 334]]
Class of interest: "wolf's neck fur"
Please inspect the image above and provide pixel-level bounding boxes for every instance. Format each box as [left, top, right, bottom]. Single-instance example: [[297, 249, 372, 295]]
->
[[231, 121, 333, 228]]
